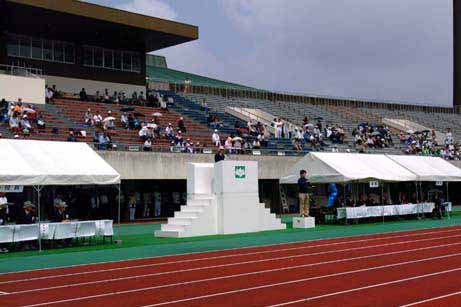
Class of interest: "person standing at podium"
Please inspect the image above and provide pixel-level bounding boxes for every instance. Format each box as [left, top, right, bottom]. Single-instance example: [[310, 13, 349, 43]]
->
[[214, 146, 226, 162], [298, 170, 312, 217]]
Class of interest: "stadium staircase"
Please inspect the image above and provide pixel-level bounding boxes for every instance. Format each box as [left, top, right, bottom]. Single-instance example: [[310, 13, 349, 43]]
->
[[161, 91, 300, 154]]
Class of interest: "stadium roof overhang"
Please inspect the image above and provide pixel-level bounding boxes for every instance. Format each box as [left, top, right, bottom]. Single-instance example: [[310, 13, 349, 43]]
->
[[1, 0, 198, 52]]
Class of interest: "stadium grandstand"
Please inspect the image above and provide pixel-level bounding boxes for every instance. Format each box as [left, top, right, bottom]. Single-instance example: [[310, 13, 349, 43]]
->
[[1, 2, 461, 305]]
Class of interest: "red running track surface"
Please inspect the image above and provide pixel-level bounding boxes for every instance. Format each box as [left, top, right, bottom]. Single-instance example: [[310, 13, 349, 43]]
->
[[1, 226, 461, 306]]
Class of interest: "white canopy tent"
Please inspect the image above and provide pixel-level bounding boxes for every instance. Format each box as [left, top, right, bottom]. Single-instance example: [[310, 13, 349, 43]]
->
[[280, 152, 417, 184], [0, 139, 121, 251], [387, 155, 461, 182], [0, 139, 120, 186]]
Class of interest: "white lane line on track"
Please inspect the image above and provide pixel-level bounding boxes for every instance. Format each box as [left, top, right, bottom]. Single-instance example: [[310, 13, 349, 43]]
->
[[2, 227, 460, 285], [0, 291, 9, 295], [264, 268, 461, 307], [6, 233, 461, 295], [18, 248, 461, 306], [1, 225, 457, 277], [398, 291, 461, 307]]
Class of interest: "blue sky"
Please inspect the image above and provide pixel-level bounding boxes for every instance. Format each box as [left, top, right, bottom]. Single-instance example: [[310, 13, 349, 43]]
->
[[86, 0, 453, 106]]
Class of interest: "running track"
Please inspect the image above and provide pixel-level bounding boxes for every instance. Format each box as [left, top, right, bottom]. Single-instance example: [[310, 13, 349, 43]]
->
[[1, 226, 461, 306]]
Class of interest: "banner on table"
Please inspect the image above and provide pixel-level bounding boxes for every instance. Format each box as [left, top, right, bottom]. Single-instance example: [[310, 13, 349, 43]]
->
[[0, 185, 24, 193]]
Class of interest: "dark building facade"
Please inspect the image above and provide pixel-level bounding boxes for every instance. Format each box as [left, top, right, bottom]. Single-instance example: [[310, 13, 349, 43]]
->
[[0, 0, 198, 95]]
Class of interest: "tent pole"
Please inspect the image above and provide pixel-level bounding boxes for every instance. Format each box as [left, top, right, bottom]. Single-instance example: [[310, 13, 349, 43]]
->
[[381, 182, 384, 223], [34, 185, 43, 252], [117, 184, 121, 225], [446, 182, 449, 202]]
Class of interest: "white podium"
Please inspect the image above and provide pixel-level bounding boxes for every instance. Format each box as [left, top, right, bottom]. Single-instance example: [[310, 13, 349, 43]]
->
[[155, 161, 286, 237], [293, 217, 315, 229]]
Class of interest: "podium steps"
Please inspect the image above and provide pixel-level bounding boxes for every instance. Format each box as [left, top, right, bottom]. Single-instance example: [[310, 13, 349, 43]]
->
[[155, 197, 217, 238]]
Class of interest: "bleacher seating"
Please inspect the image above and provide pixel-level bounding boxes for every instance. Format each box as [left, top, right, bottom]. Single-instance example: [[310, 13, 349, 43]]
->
[[2, 87, 460, 157]]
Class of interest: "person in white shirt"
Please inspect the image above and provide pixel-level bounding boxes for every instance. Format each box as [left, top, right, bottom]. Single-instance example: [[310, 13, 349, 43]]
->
[[84, 109, 93, 126], [45, 86, 54, 102], [212, 129, 221, 146], [121, 113, 128, 128], [274, 118, 283, 138], [138, 126, 149, 141], [0, 193, 8, 207], [93, 111, 103, 127], [165, 123, 174, 139]]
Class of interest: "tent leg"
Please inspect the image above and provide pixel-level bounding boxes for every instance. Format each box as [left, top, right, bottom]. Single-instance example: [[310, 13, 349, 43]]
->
[[34, 186, 43, 252], [117, 184, 121, 225], [446, 182, 450, 219], [381, 182, 384, 223]]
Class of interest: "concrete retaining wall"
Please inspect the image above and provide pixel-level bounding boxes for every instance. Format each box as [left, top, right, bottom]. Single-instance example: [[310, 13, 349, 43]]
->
[[98, 151, 301, 180]]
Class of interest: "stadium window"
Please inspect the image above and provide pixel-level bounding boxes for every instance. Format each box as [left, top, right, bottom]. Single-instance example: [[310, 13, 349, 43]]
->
[[122, 52, 132, 71], [42, 40, 53, 61], [103, 50, 114, 69], [83, 47, 94, 66], [7, 35, 19, 57], [18, 36, 31, 58], [114, 51, 122, 70], [31, 38, 42, 60], [64, 43, 75, 63], [94, 48, 103, 67], [132, 54, 141, 72], [53, 41, 64, 62]]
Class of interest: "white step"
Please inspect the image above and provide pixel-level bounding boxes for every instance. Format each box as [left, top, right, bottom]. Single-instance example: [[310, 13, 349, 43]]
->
[[154, 230, 182, 238], [161, 224, 186, 232], [168, 217, 193, 226], [180, 205, 205, 213], [175, 211, 199, 219]]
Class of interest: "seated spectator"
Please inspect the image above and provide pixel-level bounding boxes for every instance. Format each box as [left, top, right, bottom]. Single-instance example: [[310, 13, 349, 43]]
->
[[103, 89, 110, 103], [9, 112, 20, 133], [160, 98, 169, 112], [51, 85, 60, 98], [175, 131, 184, 146], [356, 194, 366, 207], [138, 126, 149, 141], [94, 90, 102, 102], [212, 130, 220, 147], [79, 88, 88, 101], [121, 112, 129, 128], [93, 111, 103, 127], [132, 91, 138, 104], [185, 139, 194, 153], [165, 123, 174, 140], [16, 201, 37, 224], [45, 85, 54, 103], [139, 91, 145, 104], [84, 108, 93, 126], [21, 115, 32, 132], [103, 113, 115, 131], [143, 138, 153, 151], [112, 91, 119, 105], [252, 139, 261, 149], [67, 131, 77, 142], [177, 117, 187, 133], [365, 195, 376, 206], [345, 195, 355, 207], [36, 115, 45, 130], [293, 139, 303, 152]]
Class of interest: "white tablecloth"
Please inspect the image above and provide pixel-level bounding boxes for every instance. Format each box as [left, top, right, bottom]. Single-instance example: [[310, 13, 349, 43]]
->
[[0, 220, 113, 243], [336, 203, 438, 219]]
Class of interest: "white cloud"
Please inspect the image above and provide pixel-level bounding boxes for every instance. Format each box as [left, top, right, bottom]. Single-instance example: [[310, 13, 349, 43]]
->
[[219, 0, 453, 105], [116, 0, 177, 20]]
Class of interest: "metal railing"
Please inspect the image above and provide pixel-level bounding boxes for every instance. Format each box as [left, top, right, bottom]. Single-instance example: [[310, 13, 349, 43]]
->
[[0, 63, 43, 79], [148, 79, 458, 115]]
